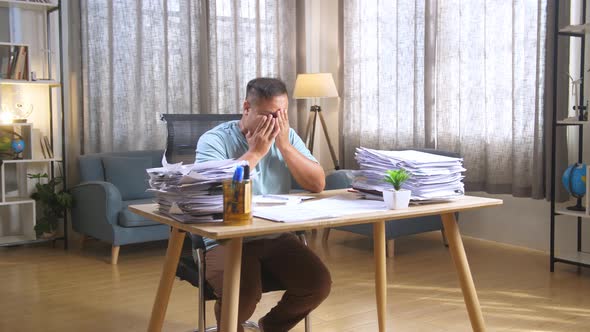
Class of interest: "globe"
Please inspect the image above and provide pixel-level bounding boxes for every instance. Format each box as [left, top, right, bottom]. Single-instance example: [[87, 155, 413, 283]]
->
[[562, 163, 587, 198], [10, 139, 25, 154]]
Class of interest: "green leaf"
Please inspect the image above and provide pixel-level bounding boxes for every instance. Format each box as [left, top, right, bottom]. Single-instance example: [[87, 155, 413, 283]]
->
[[28, 173, 74, 227], [383, 169, 411, 191]]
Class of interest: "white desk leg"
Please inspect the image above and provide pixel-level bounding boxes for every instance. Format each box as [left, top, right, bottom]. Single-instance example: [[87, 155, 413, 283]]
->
[[148, 227, 185, 332], [373, 220, 387, 332], [220, 237, 243, 332], [441, 213, 486, 332]]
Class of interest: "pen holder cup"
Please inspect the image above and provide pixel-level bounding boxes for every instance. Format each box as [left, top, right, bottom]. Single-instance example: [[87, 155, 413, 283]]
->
[[223, 179, 252, 225]]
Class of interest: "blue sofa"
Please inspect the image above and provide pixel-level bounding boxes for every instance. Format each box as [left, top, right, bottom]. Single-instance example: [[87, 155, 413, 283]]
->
[[70, 148, 451, 263], [70, 150, 168, 264]]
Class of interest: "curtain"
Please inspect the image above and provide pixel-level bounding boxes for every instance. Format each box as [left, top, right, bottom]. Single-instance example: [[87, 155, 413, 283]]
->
[[342, 1, 426, 161], [342, 0, 548, 198], [79, 0, 296, 154]]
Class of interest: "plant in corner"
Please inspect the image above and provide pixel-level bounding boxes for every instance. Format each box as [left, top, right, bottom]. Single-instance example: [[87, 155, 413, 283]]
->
[[382, 169, 412, 209], [28, 173, 73, 238]]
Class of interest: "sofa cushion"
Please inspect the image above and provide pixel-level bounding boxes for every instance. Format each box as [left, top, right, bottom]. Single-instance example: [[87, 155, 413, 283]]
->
[[325, 170, 355, 190], [119, 198, 160, 227], [102, 156, 153, 200]]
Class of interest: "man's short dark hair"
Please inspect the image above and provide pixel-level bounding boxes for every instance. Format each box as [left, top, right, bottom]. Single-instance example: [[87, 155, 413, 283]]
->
[[246, 77, 288, 104]]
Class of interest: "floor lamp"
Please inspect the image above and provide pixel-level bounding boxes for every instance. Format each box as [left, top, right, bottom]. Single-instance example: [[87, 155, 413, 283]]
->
[[293, 73, 340, 170]]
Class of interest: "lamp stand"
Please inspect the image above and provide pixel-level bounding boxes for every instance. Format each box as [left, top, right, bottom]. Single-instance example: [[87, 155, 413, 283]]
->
[[303, 105, 340, 170]]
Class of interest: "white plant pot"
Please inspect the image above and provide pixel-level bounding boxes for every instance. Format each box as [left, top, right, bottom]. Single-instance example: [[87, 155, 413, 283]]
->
[[383, 189, 411, 210]]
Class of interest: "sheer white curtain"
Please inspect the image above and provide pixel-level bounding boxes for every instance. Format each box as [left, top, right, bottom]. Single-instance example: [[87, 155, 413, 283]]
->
[[80, 0, 296, 154], [342, 1, 425, 158], [342, 0, 547, 198]]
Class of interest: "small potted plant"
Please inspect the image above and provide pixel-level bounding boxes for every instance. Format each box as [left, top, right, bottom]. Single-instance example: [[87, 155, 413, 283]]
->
[[383, 169, 412, 209], [28, 173, 73, 239]]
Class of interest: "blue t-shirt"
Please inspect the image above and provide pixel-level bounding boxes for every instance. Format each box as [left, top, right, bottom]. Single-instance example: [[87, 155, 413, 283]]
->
[[196, 120, 318, 195], [196, 120, 318, 250]]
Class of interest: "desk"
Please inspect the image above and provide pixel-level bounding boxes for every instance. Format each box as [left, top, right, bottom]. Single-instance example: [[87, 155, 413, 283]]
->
[[129, 190, 502, 332]]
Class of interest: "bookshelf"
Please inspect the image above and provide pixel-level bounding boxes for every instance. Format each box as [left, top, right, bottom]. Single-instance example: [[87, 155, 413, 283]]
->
[[550, 0, 590, 271], [0, 0, 66, 248]]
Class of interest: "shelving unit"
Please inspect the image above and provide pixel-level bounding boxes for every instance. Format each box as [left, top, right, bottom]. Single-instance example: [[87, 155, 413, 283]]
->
[[550, 0, 590, 271], [0, 0, 57, 10], [0, 79, 60, 86], [0, 0, 66, 248]]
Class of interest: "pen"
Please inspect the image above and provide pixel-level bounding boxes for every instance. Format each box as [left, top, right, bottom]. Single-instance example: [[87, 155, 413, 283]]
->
[[232, 165, 244, 184], [231, 166, 244, 213], [262, 194, 290, 201]]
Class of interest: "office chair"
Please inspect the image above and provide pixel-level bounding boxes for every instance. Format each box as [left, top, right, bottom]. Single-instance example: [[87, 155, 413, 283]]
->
[[161, 113, 243, 164], [176, 233, 312, 332]]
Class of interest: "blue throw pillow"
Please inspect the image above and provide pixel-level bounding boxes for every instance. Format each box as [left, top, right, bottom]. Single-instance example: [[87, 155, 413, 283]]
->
[[102, 156, 153, 201]]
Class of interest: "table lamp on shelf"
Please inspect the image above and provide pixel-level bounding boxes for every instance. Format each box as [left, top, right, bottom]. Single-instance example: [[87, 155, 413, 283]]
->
[[0, 103, 33, 124], [293, 73, 340, 170]]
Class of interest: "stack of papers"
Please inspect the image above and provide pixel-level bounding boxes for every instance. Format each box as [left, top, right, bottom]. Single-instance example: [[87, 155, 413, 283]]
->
[[147, 158, 247, 223], [352, 148, 465, 202]]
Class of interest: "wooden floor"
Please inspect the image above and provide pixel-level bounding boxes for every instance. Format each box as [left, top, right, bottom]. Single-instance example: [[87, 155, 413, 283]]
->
[[2, 231, 590, 332]]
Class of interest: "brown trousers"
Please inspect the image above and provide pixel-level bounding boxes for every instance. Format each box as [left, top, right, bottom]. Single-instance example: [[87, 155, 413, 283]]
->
[[205, 233, 332, 332]]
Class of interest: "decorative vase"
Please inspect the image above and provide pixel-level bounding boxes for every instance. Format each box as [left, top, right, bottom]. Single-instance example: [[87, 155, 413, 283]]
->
[[383, 189, 411, 210]]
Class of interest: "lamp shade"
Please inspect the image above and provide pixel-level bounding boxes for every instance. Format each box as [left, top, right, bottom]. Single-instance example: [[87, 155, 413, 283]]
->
[[292, 73, 339, 99]]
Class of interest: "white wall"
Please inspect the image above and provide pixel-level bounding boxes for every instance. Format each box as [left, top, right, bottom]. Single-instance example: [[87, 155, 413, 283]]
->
[[460, 193, 590, 254]]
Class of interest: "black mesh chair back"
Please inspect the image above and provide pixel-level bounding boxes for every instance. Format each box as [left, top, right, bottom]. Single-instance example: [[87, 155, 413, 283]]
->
[[161, 114, 242, 164]]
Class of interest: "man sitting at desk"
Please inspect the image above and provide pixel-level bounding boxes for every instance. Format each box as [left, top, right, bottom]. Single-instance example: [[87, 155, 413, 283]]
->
[[196, 77, 331, 331]]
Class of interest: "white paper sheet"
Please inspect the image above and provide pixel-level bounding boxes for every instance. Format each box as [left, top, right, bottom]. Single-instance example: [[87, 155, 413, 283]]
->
[[253, 194, 387, 222]]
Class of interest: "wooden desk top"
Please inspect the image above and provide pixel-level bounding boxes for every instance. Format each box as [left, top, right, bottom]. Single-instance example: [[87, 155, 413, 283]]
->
[[129, 190, 502, 240]]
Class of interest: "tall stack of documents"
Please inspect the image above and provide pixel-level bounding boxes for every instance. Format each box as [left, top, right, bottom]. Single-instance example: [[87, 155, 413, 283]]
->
[[147, 159, 244, 223], [352, 148, 465, 202]]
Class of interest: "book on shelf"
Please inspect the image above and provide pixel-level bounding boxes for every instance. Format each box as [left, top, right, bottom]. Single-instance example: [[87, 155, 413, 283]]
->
[[0, 46, 10, 79], [0, 45, 29, 81], [11, 45, 27, 80], [42, 136, 53, 158], [39, 136, 47, 159]]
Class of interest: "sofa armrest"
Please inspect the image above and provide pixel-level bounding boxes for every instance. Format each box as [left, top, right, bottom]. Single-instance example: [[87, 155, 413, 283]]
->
[[71, 181, 123, 229], [325, 169, 355, 190]]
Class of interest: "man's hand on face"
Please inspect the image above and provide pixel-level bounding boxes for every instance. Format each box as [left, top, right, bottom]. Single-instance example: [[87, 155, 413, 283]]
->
[[274, 109, 290, 150], [245, 114, 280, 159]]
